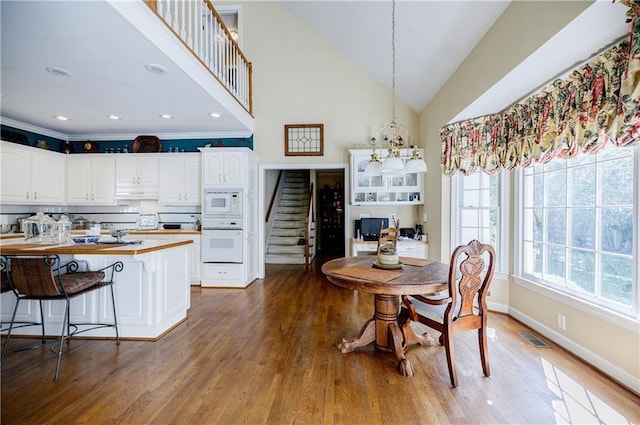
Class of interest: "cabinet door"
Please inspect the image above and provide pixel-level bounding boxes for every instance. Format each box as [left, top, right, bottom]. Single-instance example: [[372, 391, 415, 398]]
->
[[183, 156, 201, 204], [223, 152, 244, 185], [67, 157, 91, 204], [0, 143, 31, 203], [115, 157, 139, 188], [202, 153, 223, 185], [158, 157, 183, 204], [136, 157, 159, 189], [91, 157, 116, 204], [31, 149, 65, 204]]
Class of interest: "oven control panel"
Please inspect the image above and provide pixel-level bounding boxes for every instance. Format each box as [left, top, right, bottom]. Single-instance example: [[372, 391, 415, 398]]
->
[[202, 219, 242, 230]]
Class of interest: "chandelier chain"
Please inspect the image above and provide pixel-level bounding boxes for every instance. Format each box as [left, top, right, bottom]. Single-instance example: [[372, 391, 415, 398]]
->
[[391, 0, 397, 125]]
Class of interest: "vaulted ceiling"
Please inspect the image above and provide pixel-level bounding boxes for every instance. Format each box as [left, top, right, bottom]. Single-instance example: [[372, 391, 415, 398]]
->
[[0, 1, 632, 141]]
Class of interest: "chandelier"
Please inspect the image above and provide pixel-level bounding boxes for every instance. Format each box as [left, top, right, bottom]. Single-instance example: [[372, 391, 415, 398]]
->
[[364, 0, 427, 176]]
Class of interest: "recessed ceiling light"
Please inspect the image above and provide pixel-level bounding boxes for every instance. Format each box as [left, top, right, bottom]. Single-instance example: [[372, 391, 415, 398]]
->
[[159, 114, 173, 119], [45, 66, 73, 78], [107, 115, 122, 120], [54, 115, 69, 121], [145, 63, 168, 75], [209, 112, 222, 118]]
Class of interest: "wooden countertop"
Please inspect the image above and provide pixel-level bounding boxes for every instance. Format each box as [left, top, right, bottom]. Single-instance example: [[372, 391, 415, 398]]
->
[[0, 239, 192, 256]]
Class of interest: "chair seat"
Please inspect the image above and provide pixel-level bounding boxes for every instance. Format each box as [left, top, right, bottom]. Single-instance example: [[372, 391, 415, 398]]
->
[[61, 271, 105, 295]]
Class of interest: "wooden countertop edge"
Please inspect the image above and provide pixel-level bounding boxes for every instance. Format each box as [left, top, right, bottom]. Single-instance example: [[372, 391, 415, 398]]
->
[[351, 238, 429, 244], [0, 239, 192, 256]]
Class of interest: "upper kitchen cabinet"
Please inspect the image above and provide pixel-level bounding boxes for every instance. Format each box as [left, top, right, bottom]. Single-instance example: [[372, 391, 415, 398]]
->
[[158, 154, 202, 205], [0, 142, 65, 205], [349, 149, 424, 206], [67, 155, 116, 205], [115, 156, 159, 199], [201, 148, 249, 186]]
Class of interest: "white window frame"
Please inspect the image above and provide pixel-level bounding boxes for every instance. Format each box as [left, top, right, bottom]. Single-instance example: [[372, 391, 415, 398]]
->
[[514, 146, 639, 323], [451, 170, 509, 274]]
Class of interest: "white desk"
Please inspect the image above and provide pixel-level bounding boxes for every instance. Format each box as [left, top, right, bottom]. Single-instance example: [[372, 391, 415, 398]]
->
[[351, 238, 429, 259]]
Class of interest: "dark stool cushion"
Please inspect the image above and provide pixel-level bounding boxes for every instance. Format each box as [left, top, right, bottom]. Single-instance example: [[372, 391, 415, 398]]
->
[[61, 272, 105, 294]]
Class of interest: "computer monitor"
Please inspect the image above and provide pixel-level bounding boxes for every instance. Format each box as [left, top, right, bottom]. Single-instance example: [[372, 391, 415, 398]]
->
[[359, 217, 388, 241]]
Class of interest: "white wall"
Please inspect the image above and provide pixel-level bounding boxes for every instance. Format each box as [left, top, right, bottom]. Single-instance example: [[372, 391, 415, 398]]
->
[[225, 0, 421, 229], [420, 0, 639, 393]]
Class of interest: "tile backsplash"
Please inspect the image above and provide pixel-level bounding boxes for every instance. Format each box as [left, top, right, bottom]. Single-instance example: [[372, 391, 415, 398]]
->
[[0, 201, 200, 231]]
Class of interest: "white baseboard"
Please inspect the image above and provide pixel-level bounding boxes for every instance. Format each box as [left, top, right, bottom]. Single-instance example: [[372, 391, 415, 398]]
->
[[509, 307, 640, 396], [487, 301, 509, 314]]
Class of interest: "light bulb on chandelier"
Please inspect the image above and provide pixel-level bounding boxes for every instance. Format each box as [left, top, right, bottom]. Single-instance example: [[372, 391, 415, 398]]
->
[[364, 0, 427, 177]]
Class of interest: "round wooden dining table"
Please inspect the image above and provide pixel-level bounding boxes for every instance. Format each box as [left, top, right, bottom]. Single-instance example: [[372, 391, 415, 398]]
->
[[322, 256, 450, 377]]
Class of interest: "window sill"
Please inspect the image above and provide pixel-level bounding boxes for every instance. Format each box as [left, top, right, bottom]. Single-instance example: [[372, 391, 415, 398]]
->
[[512, 275, 640, 335]]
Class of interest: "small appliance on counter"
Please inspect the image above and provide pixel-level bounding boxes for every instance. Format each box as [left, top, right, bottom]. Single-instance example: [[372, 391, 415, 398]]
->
[[136, 213, 158, 230]]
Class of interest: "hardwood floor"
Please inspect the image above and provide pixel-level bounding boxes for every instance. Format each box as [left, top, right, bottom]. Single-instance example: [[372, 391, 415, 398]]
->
[[2, 258, 639, 424]]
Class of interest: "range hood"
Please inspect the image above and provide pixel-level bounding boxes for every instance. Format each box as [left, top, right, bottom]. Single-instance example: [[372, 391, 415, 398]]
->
[[114, 190, 159, 201]]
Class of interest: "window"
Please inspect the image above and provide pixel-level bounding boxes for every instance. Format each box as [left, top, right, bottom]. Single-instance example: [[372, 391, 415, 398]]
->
[[452, 171, 506, 273], [520, 144, 638, 317]]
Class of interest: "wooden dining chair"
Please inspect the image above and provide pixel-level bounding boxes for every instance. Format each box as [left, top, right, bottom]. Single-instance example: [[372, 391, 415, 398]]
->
[[401, 239, 496, 387], [377, 219, 399, 253], [1, 254, 123, 381]]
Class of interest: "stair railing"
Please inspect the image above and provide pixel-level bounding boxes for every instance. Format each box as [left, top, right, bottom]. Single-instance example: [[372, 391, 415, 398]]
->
[[265, 170, 283, 223], [144, 0, 253, 114], [304, 182, 314, 270]]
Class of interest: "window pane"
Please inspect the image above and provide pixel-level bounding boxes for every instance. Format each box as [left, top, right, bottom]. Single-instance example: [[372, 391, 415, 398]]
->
[[544, 245, 565, 284], [479, 188, 491, 207], [568, 249, 595, 294], [533, 209, 543, 242], [570, 208, 595, 249], [405, 173, 417, 186], [461, 209, 479, 225], [569, 165, 595, 206], [533, 174, 543, 206], [599, 254, 633, 306], [600, 157, 633, 206], [524, 242, 543, 277], [545, 209, 565, 245], [544, 170, 566, 207], [463, 189, 480, 207], [600, 208, 633, 255], [461, 227, 479, 243], [358, 174, 370, 187], [465, 172, 480, 189], [371, 175, 383, 187]]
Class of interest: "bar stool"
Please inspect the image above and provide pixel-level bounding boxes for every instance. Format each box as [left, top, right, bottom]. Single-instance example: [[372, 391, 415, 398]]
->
[[1, 254, 123, 381]]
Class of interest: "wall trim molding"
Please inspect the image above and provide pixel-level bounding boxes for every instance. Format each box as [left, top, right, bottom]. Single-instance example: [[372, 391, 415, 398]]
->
[[509, 306, 640, 396]]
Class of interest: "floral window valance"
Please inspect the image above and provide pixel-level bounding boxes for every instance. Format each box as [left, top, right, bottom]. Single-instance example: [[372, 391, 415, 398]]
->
[[440, 2, 640, 176]]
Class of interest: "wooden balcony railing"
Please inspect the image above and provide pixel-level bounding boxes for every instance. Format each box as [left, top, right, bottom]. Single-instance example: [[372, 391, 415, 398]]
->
[[144, 0, 253, 115]]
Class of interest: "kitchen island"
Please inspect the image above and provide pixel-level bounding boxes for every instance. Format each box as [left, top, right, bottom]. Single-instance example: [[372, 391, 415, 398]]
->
[[1, 239, 192, 340]]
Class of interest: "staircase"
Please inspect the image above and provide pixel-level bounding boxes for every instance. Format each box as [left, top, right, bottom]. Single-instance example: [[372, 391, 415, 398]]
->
[[266, 171, 315, 265]]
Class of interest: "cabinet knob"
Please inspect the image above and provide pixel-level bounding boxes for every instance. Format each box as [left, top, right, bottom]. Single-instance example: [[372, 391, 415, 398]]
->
[[26, 192, 30, 200], [33, 192, 38, 200]]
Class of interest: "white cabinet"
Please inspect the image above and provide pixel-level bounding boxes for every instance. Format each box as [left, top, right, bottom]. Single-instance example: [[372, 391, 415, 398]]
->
[[201, 148, 247, 186], [67, 155, 116, 205], [0, 141, 66, 205], [202, 263, 246, 288], [158, 154, 201, 205], [351, 239, 429, 259], [350, 148, 424, 205], [115, 156, 159, 197], [131, 233, 201, 284]]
